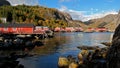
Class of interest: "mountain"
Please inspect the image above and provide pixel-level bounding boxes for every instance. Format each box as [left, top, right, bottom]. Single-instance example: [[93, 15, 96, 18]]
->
[[0, 0, 11, 6], [71, 20, 88, 29], [86, 11, 120, 31], [57, 11, 73, 22], [0, 5, 87, 28], [0, 5, 75, 28]]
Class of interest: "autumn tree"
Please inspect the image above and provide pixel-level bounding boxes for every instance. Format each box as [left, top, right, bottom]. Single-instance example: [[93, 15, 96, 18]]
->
[[0, 5, 68, 29]]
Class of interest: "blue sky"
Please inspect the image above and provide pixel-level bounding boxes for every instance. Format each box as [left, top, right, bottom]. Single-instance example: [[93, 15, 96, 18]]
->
[[8, 0, 120, 21], [39, 0, 119, 13], [38, 0, 119, 21]]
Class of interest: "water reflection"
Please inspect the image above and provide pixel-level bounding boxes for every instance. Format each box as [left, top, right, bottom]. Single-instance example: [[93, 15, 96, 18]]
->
[[82, 32, 113, 45], [2, 32, 114, 68], [31, 33, 70, 55]]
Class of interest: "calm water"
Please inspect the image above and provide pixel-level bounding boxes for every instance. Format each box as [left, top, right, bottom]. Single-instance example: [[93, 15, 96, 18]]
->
[[18, 32, 113, 68]]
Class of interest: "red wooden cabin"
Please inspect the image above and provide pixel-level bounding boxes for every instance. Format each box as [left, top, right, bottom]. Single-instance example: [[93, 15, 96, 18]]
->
[[84, 28, 95, 33], [35, 26, 49, 31], [95, 27, 108, 32], [54, 27, 61, 32], [0, 24, 34, 34], [65, 27, 75, 32], [74, 27, 83, 32]]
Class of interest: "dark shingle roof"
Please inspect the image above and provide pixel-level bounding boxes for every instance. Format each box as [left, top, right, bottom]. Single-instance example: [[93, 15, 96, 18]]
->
[[0, 24, 34, 27]]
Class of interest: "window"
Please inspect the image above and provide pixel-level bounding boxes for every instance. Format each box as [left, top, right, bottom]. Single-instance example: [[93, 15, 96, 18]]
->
[[4, 27, 8, 31], [13, 28, 17, 31]]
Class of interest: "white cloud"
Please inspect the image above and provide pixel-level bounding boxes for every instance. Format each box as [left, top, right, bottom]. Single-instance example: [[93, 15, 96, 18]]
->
[[59, 6, 118, 21], [83, 10, 118, 21], [59, 6, 68, 11], [7, 0, 39, 6]]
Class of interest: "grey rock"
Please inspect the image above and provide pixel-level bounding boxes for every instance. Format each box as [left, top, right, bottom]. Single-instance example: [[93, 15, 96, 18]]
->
[[107, 24, 120, 68]]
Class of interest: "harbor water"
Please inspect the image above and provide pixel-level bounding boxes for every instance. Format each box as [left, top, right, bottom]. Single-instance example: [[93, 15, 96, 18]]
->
[[18, 32, 113, 68]]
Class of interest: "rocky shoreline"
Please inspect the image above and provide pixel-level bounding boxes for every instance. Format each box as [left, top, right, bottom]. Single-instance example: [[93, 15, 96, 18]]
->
[[0, 25, 119, 68], [106, 24, 120, 68], [58, 46, 108, 68], [0, 52, 26, 68], [57, 24, 120, 68]]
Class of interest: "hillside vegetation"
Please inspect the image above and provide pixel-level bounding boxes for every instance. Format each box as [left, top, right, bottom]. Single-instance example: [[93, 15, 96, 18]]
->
[[1, 5, 119, 31], [0, 5, 74, 28]]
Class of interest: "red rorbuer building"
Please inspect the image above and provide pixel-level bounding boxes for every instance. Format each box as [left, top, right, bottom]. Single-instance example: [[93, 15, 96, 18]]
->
[[35, 26, 49, 31], [95, 27, 108, 32], [65, 27, 75, 32], [0, 24, 34, 34], [54, 27, 61, 32]]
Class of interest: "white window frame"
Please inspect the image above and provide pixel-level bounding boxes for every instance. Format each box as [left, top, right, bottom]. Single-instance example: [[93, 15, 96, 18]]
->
[[13, 27, 17, 31], [4, 27, 8, 31]]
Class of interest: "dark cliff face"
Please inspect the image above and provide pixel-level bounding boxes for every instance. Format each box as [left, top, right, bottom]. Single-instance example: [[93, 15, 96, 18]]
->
[[107, 24, 120, 68], [0, 0, 11, 6]]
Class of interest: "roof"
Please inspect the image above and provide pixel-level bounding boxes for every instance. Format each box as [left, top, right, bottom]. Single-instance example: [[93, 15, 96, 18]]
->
[[36, 26, 49, 28], [0, 24, 34, 27]]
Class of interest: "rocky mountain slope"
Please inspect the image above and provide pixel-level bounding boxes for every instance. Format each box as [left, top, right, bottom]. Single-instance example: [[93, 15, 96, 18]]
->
[[0, 5, 87, 29], [1, 3, 119, 30], [0, 5, 74, 28], [86, 11, 120, 31], [71, 20, 88, 29]]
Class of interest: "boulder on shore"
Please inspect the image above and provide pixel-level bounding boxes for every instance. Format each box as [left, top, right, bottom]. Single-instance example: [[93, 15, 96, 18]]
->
[[77, 45, 99, 50], [58, 56, 69, 68], [107, 24, 120, 68]]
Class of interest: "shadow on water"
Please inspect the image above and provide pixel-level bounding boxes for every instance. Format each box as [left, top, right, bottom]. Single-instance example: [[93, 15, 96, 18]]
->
[[31, 33, 70, 55], [0, 33, 70, 56], [0, 32, 114, 68]]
